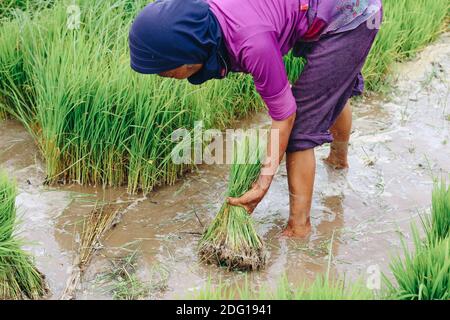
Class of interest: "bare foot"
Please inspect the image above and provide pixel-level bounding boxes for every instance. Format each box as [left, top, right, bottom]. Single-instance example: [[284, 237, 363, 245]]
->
[[280, 219, 312, 239], [323, 155, 349, 170], [323, 141, 349, 169]]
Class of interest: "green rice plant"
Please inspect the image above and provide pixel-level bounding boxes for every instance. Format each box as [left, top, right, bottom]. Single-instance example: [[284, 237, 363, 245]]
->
[[199, 136, 266, 271], [192, 274, 373, 300], [423, 180, 450, 243], [385, 179, 450, 300], [0, 86, 13, 119], [284, 52, 305, 84], [0, 0, 32, 19], [385, 227, 450, 300], [0, 170, 47, 300], [292, 277, 374, 300], [0, 18, 31, 120]]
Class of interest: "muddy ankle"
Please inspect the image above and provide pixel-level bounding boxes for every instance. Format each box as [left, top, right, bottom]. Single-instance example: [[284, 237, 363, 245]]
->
[[323, 155, 349, 169], [322, 142, 348, 170], [324, 141, 349, 169], [281, 218, 312, 238]]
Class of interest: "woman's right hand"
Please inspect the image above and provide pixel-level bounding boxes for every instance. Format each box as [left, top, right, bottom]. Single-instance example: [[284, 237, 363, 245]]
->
[[227, 175, 272, 214]]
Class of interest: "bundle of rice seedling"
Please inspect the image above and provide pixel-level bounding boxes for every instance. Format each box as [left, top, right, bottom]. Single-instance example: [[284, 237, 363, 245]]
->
[[0, 171, 47, 300], [199, 137, 266, 271]]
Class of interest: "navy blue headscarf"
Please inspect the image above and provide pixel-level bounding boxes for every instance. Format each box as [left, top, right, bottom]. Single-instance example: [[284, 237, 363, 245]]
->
[[129, 0, 229, 85]]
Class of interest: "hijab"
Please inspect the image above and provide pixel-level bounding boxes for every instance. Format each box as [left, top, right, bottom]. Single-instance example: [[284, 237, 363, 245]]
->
[[129, 0, 229, 85]]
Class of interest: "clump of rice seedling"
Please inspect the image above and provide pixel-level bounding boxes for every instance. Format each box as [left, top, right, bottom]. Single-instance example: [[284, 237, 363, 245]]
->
[[199, 136, 266, 271], [385, 179, 450, 300], [111, 272, 148, 300], [292, 276, 374, 300], [0, 170, 47, 300]]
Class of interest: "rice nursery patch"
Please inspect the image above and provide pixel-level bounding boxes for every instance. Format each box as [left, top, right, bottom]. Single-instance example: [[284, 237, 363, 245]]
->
[[0, 0, 262, 194], [0, 170, 47, 300], [199, 137, 266, 271]]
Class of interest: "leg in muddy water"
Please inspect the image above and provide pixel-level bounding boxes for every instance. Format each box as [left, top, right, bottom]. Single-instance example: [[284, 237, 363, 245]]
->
[[282, 148, 315, 238], [324, 102, 352, 169]]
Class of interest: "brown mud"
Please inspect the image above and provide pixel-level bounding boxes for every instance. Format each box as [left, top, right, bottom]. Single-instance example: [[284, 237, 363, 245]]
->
[[0, 34, 449, 299]]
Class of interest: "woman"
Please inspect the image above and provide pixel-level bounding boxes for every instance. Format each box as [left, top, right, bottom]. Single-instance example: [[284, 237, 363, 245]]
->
[[129, 0, 382, 238]]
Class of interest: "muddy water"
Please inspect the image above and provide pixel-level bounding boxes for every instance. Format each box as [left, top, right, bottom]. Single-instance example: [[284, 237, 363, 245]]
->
[[1, 34, 449, 299]]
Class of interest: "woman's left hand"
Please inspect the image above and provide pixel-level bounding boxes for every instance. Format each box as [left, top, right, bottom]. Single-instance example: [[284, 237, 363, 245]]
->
[[227, 175, 272, 214]]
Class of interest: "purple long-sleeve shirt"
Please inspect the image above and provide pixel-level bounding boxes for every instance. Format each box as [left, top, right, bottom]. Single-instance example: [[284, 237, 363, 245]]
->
[[208, 0, 382, 120]]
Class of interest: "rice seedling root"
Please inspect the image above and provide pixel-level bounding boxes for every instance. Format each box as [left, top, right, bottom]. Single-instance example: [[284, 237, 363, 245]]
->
[[199, 204, 267, 271]]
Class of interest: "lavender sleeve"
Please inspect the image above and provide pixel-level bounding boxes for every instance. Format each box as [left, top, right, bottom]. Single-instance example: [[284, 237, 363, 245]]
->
[[240, 32, 297, 121]]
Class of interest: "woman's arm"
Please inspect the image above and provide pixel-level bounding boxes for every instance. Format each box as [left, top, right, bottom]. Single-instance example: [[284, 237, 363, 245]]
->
[[228, 112, 296, 213], [227, 31, 297, 213]]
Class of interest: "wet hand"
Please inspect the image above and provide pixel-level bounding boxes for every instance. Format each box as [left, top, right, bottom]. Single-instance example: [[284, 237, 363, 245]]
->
[[227, 176, 272, 214]]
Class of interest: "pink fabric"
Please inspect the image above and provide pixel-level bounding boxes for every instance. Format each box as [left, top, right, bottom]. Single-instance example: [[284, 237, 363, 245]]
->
[[208, 0, 309, 120], [208, 0, 381, 120]]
